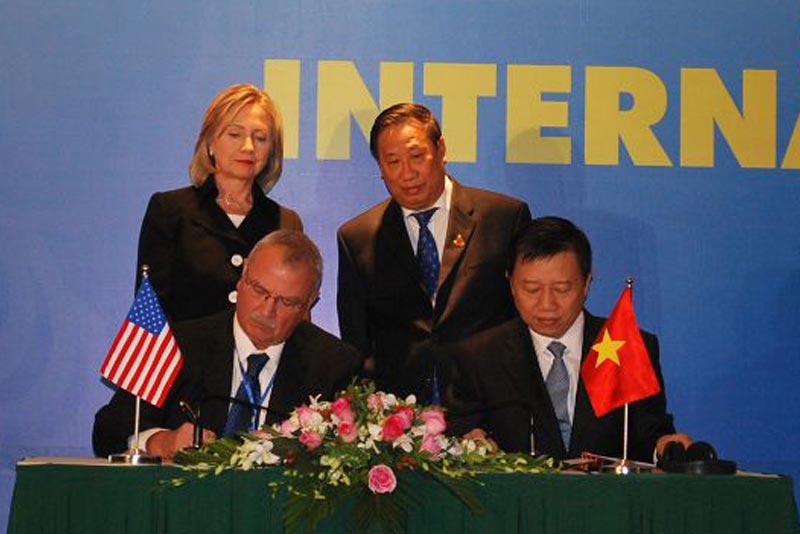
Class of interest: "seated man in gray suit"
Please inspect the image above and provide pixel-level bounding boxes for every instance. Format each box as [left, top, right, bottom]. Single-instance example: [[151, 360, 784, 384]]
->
[[444, 217, 691, 462], [93, 230, 361, 459]]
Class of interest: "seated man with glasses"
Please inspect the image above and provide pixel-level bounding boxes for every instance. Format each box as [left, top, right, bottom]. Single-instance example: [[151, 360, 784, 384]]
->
[[93, 230, 362, 459]]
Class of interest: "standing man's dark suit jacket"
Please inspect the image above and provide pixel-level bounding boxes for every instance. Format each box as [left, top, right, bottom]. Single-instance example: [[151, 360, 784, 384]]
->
[[445, 314, 676, 462], [137, 177, 303, 322], [337, 178, 531, 398], [92, 310, 361, 457]]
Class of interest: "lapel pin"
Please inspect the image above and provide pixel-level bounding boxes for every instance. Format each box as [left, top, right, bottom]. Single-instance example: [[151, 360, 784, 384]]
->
[[452, 233, 465, 248]]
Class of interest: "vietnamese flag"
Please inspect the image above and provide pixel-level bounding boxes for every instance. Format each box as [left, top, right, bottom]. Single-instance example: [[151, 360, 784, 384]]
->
[[581, 285, 661, 418]]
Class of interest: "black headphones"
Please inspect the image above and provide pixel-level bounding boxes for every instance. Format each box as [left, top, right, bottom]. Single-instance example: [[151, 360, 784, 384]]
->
[[657, 441, 737, 474]]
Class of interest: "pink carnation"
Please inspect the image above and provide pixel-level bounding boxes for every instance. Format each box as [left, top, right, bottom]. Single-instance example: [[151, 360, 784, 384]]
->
[[330, 397, 355, 423], [338, 421, 358, 443], [420, 434, 442, 459], [299, 430, 323, 451], [419, 409, 446, 436], [296, 406, 319, 428], [367, 464, 397, 494], [280, 418, 299, 436], [367, 393, 383, 412], [393, 406, 414, 429], [382, 414, 407, 442]]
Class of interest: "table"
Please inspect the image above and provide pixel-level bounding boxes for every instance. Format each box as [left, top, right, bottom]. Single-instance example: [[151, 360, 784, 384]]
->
[[8, 459, 800, 534]]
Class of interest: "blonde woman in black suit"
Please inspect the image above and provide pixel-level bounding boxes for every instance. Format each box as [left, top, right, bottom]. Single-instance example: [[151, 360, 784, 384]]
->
[[136, 84, 302, 321]]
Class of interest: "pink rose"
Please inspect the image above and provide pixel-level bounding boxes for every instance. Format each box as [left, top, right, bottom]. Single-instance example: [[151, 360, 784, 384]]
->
[[330, 397, 355, 423], [382, 414, 407, 442], [296, 406, 319, 428], [420, 434, 442, 458], [367, 393, 383, 412], [419, 409, 446, 436], [280, 418, 299, 436], [393, 406, 414, 429], [299, 430, 323, 451], [367, 464, 397, 494], [338, 421, 358, 443]]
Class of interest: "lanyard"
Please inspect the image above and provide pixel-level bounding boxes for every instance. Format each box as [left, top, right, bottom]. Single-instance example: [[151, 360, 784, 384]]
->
[[237, 358, 277, 431]]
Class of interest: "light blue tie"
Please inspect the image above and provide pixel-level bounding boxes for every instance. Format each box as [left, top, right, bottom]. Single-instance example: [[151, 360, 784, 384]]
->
[[412, 208, 440, 298], [546, 341, 571, 451], [223, 353, 269, 437]]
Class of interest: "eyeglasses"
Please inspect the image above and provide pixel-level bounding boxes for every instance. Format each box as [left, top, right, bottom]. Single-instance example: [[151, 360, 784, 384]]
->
[[243, 276, 308, 311]]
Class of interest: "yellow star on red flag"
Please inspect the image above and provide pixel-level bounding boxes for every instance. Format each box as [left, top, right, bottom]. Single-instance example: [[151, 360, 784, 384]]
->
[[591, 329, 626, 368]]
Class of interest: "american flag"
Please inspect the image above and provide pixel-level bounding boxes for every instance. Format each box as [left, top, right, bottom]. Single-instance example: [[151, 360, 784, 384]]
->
[[99, 278, 183, 407]]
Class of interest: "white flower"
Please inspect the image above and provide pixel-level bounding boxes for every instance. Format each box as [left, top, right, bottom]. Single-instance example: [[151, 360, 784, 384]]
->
[[382, 393, 397, 408], [410, 424, 426, 438], [446, 441, 464, 457], [393, 434, 414, 453], [236, 438, 280, 470], [367, 423, 383, 441], [458, 438, 491, 457], [320, 455, 341, 470], [359, 436, 381, 454]]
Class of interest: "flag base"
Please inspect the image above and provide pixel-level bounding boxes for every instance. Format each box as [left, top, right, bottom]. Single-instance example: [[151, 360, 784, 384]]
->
[[107, 451, 161, 465], [613, 459, 642, 476]]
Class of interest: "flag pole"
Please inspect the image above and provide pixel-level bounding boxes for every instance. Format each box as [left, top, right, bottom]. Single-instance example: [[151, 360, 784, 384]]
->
[[133, 396, 142, 453], [108, 397, 161, 464], [622, 403, 629, 461], [583, 275, 659, 474], [108, 265, 161, 465], [614, 278, 635, 475]]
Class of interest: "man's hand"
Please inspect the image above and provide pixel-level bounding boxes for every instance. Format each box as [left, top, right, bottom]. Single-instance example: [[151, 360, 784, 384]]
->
[[656, 433, 693, 458], [145, 423, 217, 460], [463, 428, 499, 453]]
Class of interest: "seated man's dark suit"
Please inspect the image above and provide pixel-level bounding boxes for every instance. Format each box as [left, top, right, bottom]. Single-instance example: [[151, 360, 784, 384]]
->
[[444, 313, 676, 462], [337, 178, 531, 398], [93, 310, 361, 457]]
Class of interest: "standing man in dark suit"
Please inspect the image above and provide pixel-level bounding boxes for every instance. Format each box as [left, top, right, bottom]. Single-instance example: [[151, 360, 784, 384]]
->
[[445, 217, 692, 462], [93, 230, 361, 459], [337, 103, 531, 401]]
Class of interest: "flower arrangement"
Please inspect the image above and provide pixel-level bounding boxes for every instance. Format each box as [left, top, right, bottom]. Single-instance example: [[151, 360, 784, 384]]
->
[[174, 381, 558, 533]]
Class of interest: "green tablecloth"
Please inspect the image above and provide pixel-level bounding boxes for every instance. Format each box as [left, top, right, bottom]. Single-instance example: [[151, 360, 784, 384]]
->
[[8, 461, 800, 534]]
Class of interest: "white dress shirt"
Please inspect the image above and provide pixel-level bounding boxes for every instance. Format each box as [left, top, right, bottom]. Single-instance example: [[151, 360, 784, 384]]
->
[[131, 315, 284, 450], [527, 312, 661, 461], [401, 175, 452, 259], [230, 314, 284, 428], [528, 311, 586, 424], [227, 213, 245, 228], [400, 175, 453, 304]]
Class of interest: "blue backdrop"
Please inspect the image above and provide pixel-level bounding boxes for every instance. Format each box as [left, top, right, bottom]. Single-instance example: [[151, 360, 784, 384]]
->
[[2, 2, 799, 529]]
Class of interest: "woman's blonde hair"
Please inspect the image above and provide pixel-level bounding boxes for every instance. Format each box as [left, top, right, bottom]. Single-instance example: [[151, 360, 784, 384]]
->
[[188, 83, 283, 193]]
